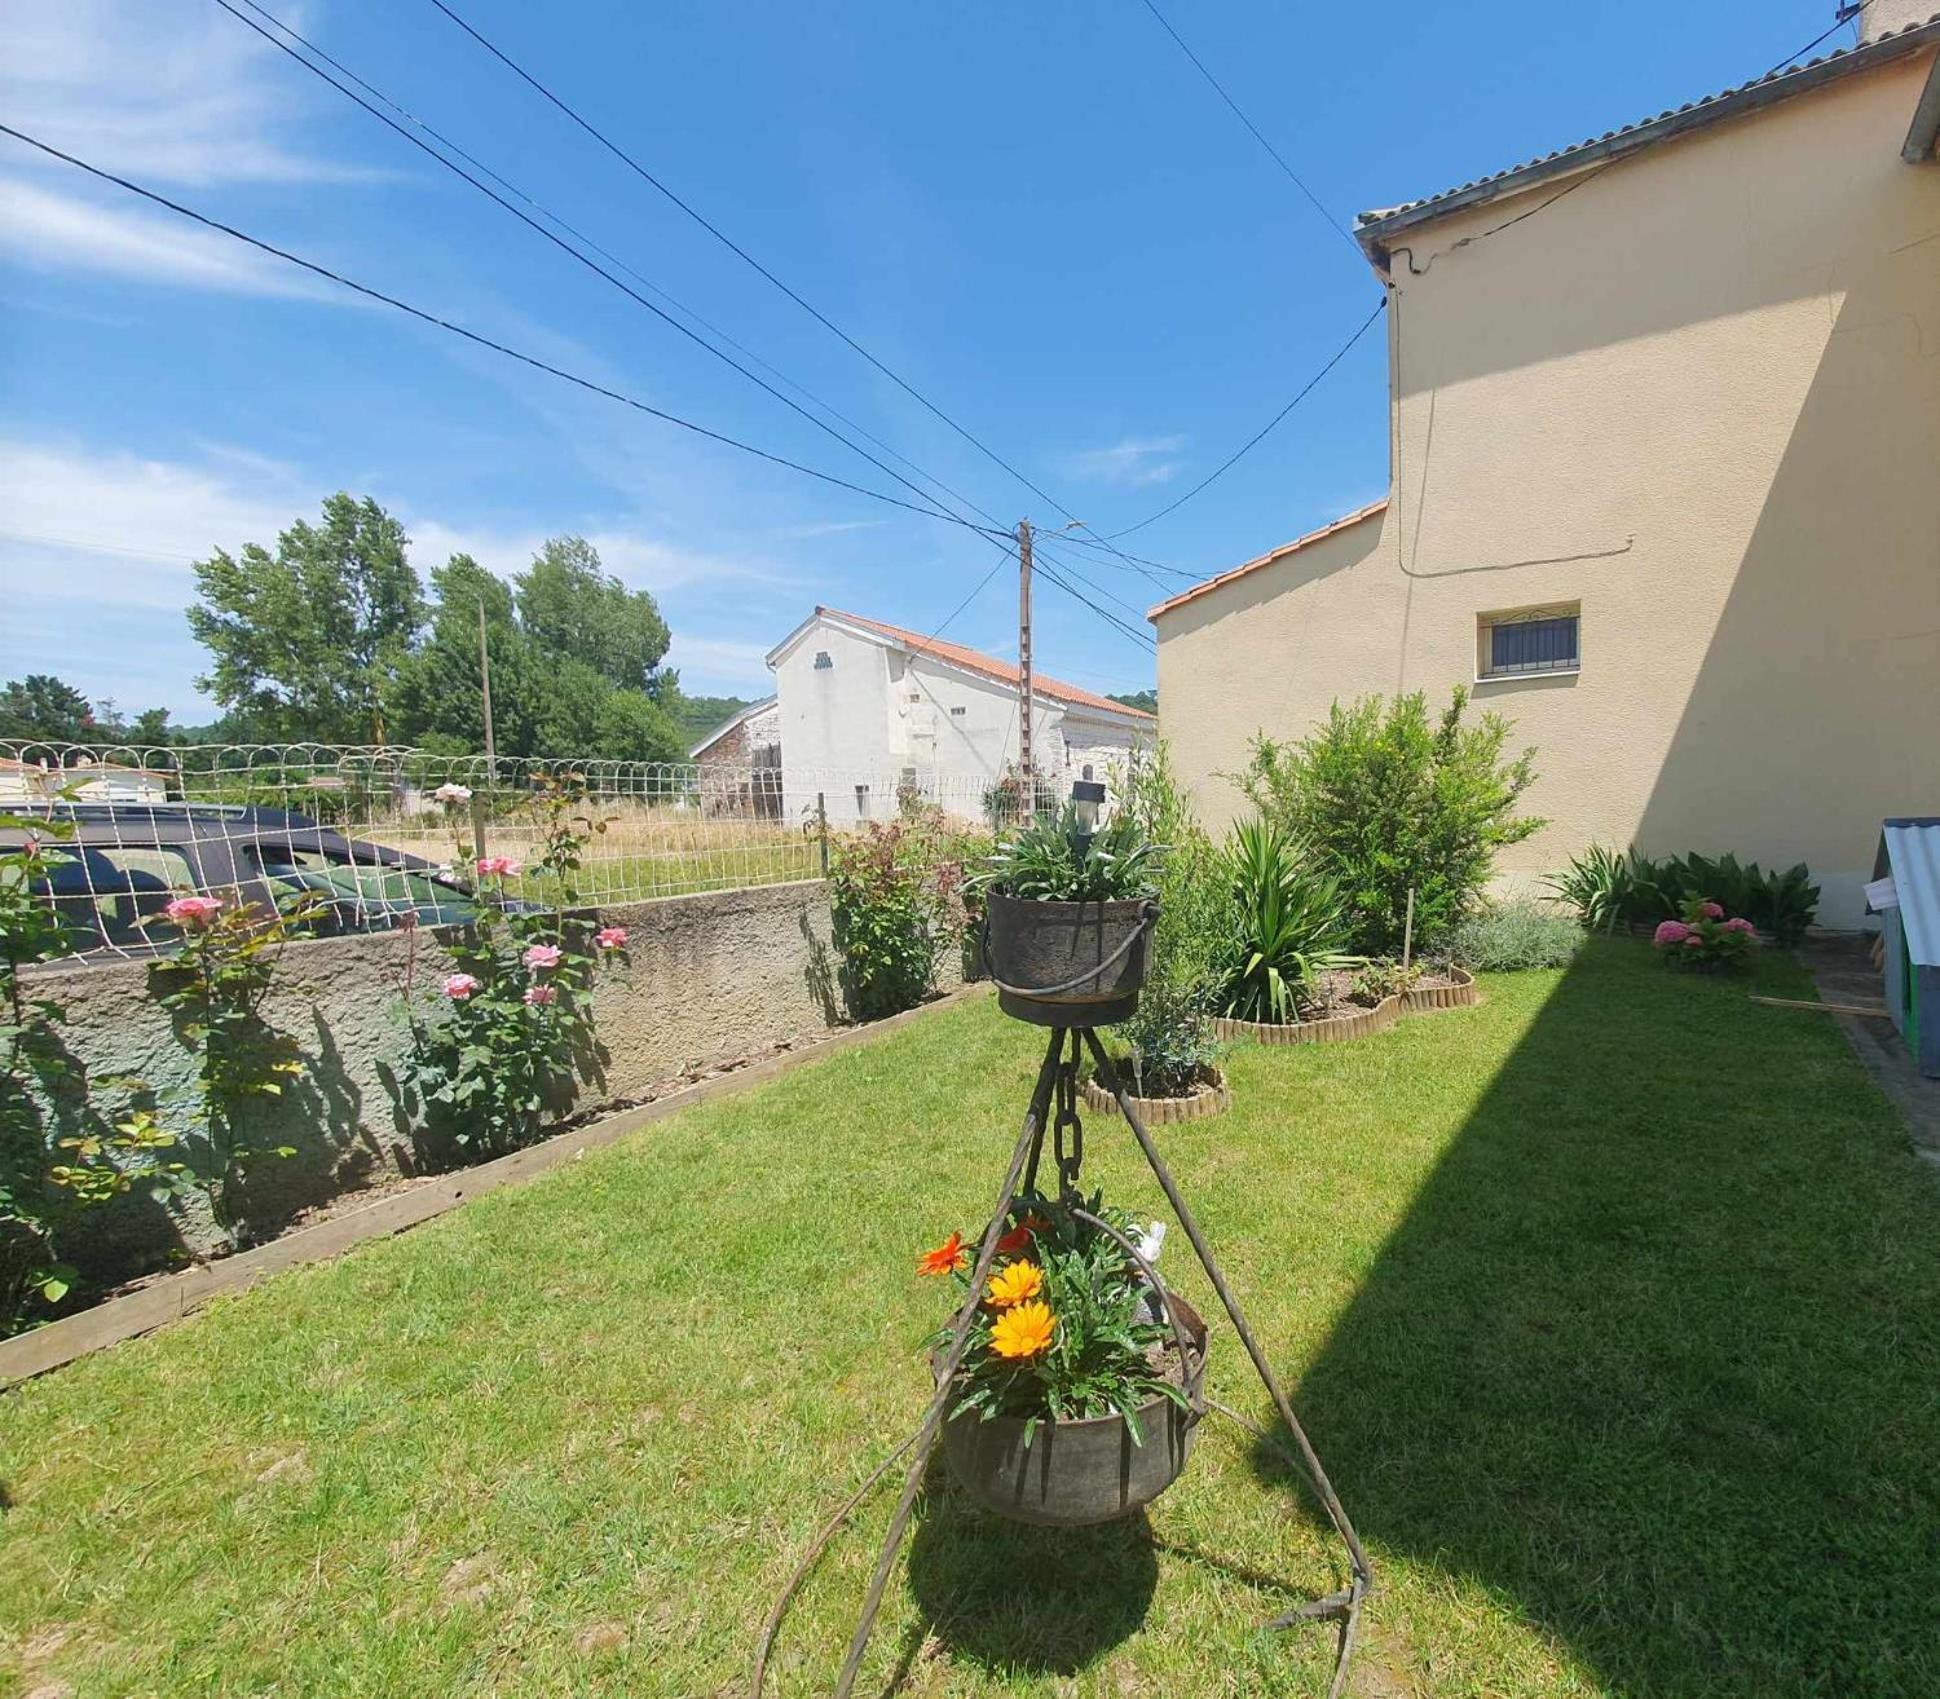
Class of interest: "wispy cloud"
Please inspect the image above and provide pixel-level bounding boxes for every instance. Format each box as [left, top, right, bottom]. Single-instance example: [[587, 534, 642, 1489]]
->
[[663, 636, 777, 696], [1062, 436, 1188, 489], [771, 518, 892, 542], [0, 0, 383, 187], [0, 176, 346, 302]]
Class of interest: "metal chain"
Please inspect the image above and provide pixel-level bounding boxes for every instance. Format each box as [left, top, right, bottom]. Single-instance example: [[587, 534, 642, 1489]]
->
[[1051, 1029, 1085, 1199]]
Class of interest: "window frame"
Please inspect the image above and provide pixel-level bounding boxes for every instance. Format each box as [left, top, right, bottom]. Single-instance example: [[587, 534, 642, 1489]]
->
[[1475, 602, 1581, 683]]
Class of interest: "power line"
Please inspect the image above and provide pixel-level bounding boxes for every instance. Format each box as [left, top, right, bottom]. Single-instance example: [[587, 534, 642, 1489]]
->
[[0, 123, 1015, 538], [1102, 296, 1387, 539], [423, 0, 1190, 592], [1134, 0, 1360, 256], [227, 0, 1009, 538], [215, 0, 991, 539]]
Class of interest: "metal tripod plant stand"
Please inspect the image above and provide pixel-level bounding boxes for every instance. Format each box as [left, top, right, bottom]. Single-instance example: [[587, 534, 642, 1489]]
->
[[752, 1015, 1375, 1699]]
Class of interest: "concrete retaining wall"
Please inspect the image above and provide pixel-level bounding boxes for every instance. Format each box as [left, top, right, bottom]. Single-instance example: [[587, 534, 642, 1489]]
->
[[32, 879, 961, 1278]]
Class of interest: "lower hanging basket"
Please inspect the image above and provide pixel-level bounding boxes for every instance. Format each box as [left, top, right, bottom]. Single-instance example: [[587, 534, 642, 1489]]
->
[[940, 1295, 1208, 1527], [1081, 1067, 1231, 1125]]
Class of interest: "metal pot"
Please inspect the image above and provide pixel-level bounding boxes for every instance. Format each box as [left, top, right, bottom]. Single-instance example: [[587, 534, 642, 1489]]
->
[[982, 893, 1154, 1027], [939, 1295, 1206, 1527]]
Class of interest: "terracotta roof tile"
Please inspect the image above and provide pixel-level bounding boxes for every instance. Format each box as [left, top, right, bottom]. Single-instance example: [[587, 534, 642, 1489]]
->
[[1145, 500, 1388, 622]]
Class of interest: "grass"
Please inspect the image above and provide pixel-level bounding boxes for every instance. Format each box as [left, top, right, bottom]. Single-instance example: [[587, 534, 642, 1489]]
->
[[3, 939, 1938, 1696]]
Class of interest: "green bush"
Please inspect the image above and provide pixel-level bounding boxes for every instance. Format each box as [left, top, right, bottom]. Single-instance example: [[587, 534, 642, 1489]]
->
[[1446, 899, 1584, 971], [1217, 819, 1356, 1023], [1548, 845, 1819, 945], [1235, 686, 1542, 957], [829, 811, 980, 1022]]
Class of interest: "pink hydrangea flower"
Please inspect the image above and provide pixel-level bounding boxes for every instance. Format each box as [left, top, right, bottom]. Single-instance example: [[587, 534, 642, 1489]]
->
[[1699, 901, 1725, 920], [474, 855, 523, 878], [595, 926, 628, 951], [442, 973, 482, 999], [1653, 920, 1691, 948], [523, 984, 558, 1007], [522, 942, 563, 971], [1723, 917, 1757, 936], [1683, 933, 1704, 947], [163, 894, 223, 928]]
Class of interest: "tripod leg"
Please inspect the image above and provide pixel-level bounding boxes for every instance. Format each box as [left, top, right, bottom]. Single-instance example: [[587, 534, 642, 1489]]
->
[[828, 1026, 1066, 1699], [1082, 1029, 1373, 1696]]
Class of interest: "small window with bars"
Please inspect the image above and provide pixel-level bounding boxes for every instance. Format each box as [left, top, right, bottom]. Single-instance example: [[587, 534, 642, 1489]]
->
[[1478, 605, 1579, 679]]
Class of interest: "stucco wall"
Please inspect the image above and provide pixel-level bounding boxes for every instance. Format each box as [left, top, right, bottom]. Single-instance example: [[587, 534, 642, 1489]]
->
[[38, 879, 961, 1276], [1156, 48, 1940, 926]]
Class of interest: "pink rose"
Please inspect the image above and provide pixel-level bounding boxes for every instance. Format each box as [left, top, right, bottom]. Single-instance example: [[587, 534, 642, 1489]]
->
[[474, 855, 523, 878], [163, 894, 223, 928], [442, 973, 482, 999], [522, 943, 563, 971], [1652, 920, 1691, 948], [595, 926, 628, 951], [523, 984, 558, 1007], [1699, 901, 1724, 920]]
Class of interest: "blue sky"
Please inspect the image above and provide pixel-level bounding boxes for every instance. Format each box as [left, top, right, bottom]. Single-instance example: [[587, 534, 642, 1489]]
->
[[0, 0, 1852, 721]]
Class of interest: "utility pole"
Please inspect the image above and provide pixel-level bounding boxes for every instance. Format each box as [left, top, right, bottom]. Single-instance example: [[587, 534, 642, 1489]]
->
[[1016, 517, 1034, 821], [477, 597, 498, 778]]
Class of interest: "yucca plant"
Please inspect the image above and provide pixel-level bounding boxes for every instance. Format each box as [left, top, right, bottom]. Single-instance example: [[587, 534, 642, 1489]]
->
[[1546, 843, 1663, 934], [1218, 820, 1357, 1024]]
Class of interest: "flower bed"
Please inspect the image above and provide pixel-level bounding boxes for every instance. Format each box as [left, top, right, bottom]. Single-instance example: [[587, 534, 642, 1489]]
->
[[1215, 966, 1477, 1045], [1081, 1065, 1231, 1124], [1402, 965, 1479, 1012]]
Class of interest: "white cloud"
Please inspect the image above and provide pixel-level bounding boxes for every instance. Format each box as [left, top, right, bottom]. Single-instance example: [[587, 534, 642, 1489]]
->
[[0, 0, 381, 187], [0, 176, 345, 301], [1062, 436, 1188, 489], [663, 636, 777, 696]]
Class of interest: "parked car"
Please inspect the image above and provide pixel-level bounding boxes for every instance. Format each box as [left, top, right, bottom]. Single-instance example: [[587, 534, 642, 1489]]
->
[[0, 802, 485, 961]]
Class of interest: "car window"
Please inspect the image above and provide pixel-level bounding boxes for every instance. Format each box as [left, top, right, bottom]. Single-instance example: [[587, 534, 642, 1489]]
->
[[41, 844, 201, 950], [248, 843, 473, 931]]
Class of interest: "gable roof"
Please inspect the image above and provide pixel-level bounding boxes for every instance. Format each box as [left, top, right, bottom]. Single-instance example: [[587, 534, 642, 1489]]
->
[[687, 695, 777, 760], [1146, 500, 1388, 623], [772, 607, 1154, 720], [1878, 818, 1940, 967], [1355, 13, 1940, 259]]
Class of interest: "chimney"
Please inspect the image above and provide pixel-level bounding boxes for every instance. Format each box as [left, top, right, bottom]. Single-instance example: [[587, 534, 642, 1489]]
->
[[1845, 0, 1936, 46]]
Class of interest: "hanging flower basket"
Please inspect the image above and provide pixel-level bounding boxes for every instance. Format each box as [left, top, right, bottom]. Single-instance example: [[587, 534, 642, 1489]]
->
[[940, 1293, 1208, 1527], [1081, 1067, 1230, 1125], [983, 894, 1155, 1027]]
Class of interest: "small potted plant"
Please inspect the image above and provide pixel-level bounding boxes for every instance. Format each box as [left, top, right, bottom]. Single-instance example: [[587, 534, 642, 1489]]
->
[[974, 798, 1161, 1027], [920, 1192, 1207, 1526]]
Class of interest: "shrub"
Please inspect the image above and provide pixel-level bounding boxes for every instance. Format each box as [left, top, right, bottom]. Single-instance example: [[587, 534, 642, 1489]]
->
[[1349, 958, 1423, 1002], [829, 815, 975, 1022], [1446, 899, 1584, 971], [1217, 819, 1356, 1023], [1545, 844, 1659, 935], [1235, 686, 1542, 956], [1107, 974, 1221, 1098], [1550, 845, 1819, 945], [1653, 897, 1757, 972]]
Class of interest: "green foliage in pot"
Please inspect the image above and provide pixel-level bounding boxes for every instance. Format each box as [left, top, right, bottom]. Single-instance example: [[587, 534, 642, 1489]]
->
[[1446, 898, 1584, 971], [1217, 819, 1357, 1024], [973, 802, 1161, 903], [923, 1190, 1187, 1446], [1234, 686, 1542, 956]]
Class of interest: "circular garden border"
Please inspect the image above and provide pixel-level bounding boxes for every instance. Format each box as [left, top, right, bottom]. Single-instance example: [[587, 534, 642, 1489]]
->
[[1081, 1068, 1232, 1125], [1212, 967, 1480, 1048]]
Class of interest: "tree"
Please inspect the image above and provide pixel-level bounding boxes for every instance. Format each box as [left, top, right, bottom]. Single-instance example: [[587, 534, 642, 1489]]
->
[[0, 675, 95, 742], [187, 494, 425, 743], [514, 537, 674, 699], [1109, 688, 1158, 714]]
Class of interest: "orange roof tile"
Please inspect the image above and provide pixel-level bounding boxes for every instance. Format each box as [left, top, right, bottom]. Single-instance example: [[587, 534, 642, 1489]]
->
[[818, 608, 1155, 719], [1145, 500, 1389, 622]]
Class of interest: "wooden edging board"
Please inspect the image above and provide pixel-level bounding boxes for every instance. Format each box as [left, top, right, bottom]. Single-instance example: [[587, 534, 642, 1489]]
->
[[1, 983, 989, 1390]]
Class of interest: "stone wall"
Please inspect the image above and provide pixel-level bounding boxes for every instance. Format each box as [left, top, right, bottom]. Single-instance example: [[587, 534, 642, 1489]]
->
[[36, 879, 961, 1277]]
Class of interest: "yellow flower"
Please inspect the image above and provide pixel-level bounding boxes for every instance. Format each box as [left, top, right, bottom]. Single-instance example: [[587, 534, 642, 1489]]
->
[[984, 1259, 1043, 1309], [989, 1300, 1055, 1360]]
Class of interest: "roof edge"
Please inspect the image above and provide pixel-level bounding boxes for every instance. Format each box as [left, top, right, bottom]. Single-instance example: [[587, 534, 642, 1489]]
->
[[1146, 500, 1389, 623], [1355, 15, 1940, 259]]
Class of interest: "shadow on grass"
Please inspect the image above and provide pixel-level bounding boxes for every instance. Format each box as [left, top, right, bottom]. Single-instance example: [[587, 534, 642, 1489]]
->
[[1269, 940, 1940, 1695]]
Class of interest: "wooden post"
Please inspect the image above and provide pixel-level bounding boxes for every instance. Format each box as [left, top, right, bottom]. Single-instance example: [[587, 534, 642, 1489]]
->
[[1016, 518, 1034, 819], [816, 791, 829, 877], [1401, 887, 1415, 971]]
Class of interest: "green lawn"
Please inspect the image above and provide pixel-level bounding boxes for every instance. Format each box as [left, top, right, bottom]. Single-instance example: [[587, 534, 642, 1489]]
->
[[4, 940, 1938, 1697]]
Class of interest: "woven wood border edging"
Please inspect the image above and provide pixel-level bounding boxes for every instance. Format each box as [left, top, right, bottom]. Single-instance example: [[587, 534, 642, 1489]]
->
[[0, 984, 989, 1390], [1080, 1069, 1231, 1125], [1401, 966, 1479, 1012]]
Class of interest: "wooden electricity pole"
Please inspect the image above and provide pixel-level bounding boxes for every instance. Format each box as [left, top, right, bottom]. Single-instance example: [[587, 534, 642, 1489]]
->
[[1016, 518, 1034, 819]]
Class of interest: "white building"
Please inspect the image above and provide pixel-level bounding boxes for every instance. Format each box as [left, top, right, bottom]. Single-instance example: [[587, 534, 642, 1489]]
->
[[765, 607, 1155, 827]]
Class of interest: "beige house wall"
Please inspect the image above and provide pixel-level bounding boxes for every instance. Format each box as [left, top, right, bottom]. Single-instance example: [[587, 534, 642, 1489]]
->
[[1155, 46, 1940, 926]]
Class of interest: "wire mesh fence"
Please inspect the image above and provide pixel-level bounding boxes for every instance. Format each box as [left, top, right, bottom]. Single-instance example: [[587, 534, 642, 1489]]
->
[[0, 742, 1045, 962]]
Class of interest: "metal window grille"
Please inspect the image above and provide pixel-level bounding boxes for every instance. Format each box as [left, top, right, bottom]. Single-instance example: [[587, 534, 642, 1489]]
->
[[1485, 613, 1578, 677]]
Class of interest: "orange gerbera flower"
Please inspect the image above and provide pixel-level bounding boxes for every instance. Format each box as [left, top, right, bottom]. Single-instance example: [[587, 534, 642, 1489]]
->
[[985, 1259, 1043, 1308], [994, 1224, 1032, 1255], [917, 1231, 968, 1277], [989, 1300, 1055, 1360]]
